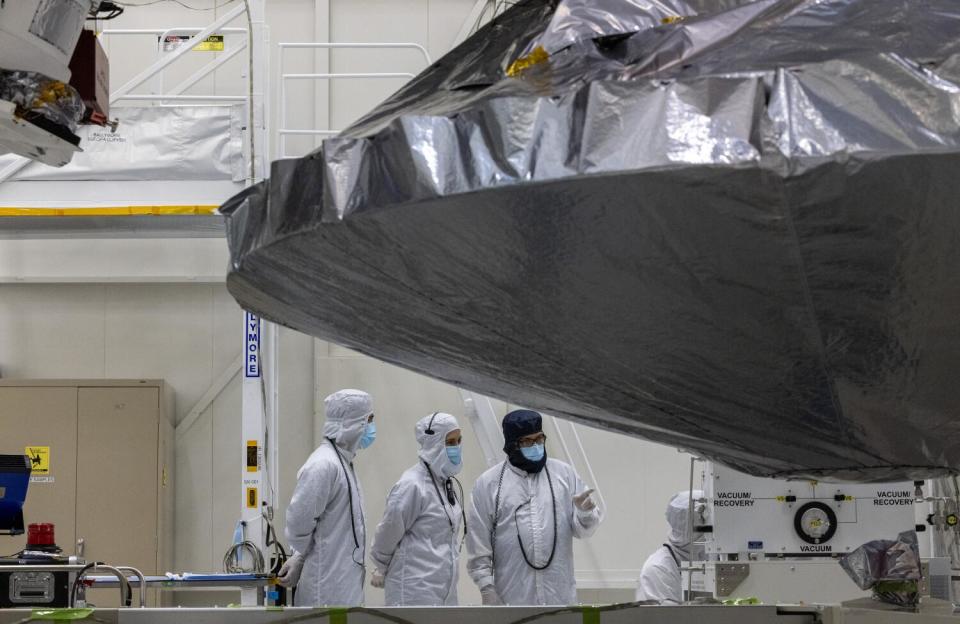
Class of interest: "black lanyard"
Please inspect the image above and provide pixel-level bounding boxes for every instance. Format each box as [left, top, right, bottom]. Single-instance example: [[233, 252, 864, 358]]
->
[[663, 544, 680, 568], [423, 461, 468, 549], [492, 463, 558, 571], [327, 438, 365, 570]]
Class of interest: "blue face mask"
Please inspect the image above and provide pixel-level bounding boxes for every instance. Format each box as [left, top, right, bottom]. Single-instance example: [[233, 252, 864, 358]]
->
[[359, 421, 376, 449], [520, 443, 545, 462], [446, 445, 462, 465]]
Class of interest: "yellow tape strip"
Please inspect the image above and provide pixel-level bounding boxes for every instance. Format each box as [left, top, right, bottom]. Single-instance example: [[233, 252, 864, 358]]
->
[[0, 206, 220, 217], [506, 45, 550, 77]]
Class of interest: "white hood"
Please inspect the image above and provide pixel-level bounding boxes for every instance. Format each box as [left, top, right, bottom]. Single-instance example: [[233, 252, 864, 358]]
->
[[321, 389, 373, 455], [666, 489, 706, 561], [416, 412, 462, 479]]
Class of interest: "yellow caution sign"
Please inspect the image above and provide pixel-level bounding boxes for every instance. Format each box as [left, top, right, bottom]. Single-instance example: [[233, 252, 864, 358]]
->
[[161, 34, 225, 53], [194, 35, 225, 52], [25, 446, 50, 475], [246, 487, 258, 509]]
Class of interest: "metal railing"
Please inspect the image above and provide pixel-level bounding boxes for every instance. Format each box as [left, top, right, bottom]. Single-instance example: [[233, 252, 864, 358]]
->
[[277, 42, 432, 158], [101, 21, 249, 105], [107, 5, 248, 104], [0, 4, 264, 186]]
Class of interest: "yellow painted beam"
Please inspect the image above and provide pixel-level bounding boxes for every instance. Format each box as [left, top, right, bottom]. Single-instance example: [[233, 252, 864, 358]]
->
[[0, 206, 220, 217]]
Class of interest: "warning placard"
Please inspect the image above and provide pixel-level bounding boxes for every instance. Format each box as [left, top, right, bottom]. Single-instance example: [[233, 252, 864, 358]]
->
[[25, 446, 50, 475], [161, 34, 225, 52], [246, 487, 258, 509], [194, 35, 225, 52]]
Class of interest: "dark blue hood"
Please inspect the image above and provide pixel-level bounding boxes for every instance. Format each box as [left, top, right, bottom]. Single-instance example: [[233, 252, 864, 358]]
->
[[502, 409, 547, 474]]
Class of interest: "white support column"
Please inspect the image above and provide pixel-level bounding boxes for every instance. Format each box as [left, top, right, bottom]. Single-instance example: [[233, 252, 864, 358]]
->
[[459, 389, 503, 468], [237, 1, 271, 582], [265, 320, 280, 530], [241, 312, 267, 567], [314, 0, 331, 157], [246, 0, 269, 181]]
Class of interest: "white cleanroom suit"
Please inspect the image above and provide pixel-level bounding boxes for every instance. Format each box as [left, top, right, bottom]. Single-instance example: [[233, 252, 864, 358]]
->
[[283, 389, 373, 606], [636, 489, 706, 604], [466, 409, 602, 606], [369, 412, 465, 606]]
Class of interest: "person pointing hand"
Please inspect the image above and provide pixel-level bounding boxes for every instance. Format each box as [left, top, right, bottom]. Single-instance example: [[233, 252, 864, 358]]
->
[[573, 489, 597, 512], [466, 410, 604, 606]]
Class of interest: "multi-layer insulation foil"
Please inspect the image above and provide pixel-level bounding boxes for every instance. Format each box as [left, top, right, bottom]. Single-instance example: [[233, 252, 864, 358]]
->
[[222, 0, 960, 481]]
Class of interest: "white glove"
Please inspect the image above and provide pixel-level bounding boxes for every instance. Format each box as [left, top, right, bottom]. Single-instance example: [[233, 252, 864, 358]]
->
[[481, 585, 503, 606], [371, 569, 386, 588], [277, 551, 304, 588], [573, 488, 597, 512]]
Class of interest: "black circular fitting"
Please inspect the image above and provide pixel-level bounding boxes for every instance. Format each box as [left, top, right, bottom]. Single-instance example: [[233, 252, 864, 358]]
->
[[794, 501, 838, 545]]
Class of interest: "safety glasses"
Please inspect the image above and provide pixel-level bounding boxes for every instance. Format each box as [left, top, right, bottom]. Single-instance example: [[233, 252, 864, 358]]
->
[[516, 433, 547, 449]]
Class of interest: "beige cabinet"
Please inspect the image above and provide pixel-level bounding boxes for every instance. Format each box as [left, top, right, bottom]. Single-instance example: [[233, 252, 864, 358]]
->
[[0, 386, 79, 555], [0, 380, 173, 604]]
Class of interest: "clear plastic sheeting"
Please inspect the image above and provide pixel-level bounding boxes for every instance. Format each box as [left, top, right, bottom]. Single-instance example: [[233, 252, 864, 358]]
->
[[222, 0, 960, 482], [0, 105, 245, 181], [840, 531, 922, 607], [0, 70, 84, 133]]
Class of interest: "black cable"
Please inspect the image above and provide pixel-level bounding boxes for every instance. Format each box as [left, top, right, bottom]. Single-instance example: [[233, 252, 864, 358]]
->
[[88, 0, 124, 19], [421, 414, 468, 549], [266, 521, 287, 557], [451, 476, 468, 550], [663, 544, 680, 568], [424, 461, 469, 552], [70, 562, 101, 607], [265, 521, 288, 575], [424, 412, 439, 435], [327, 437, 365, 572], [88, 9, 124, 19], [423, 461, 455, 533], [490, 461, 508, 569], [112, 0, 237, 10], [512, 465, 558, 571]]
